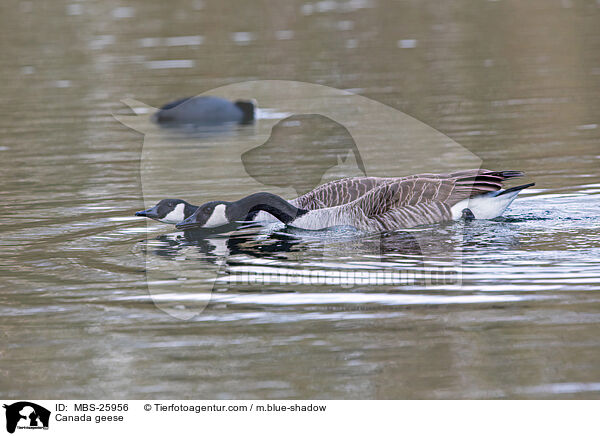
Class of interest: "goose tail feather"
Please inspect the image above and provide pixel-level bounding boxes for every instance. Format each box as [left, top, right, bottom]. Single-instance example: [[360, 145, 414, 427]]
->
[[495, 182, 535, 196], [451, 181, 534, 220]]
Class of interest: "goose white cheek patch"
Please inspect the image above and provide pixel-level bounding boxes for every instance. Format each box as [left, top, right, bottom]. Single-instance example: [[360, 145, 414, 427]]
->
[[204, 204, 229, 228], [161, 203, 185, 224]]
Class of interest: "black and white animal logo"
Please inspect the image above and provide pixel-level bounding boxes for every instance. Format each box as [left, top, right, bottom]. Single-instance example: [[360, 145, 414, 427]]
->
[[3, 402, 50, 434]]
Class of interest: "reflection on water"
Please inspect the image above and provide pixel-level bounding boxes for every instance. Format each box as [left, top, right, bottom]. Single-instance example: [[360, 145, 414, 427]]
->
[[1, 0, 600, 399]]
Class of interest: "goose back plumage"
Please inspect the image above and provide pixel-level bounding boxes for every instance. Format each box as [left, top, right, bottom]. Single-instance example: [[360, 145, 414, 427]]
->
[[286, 170, 529, 231], [289, 169, 522, 208]]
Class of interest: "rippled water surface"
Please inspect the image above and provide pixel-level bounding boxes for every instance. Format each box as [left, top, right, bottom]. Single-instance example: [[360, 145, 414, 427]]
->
[[1, 0, 599, 399]]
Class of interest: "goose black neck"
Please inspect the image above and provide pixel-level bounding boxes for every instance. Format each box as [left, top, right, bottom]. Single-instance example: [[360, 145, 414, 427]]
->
[[231, 192, 307, 224]]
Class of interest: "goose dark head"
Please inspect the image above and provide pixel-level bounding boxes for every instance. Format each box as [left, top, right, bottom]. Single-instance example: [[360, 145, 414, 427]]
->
[[176, 201, 233, 230], [135, 199, 197, 224]]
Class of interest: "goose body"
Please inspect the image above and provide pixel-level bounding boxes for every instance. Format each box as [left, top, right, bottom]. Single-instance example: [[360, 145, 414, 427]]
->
[[174, 170, 535, 232]]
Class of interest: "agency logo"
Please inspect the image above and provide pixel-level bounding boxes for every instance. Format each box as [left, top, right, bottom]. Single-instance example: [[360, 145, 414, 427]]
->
[[3, 402, 50, 434]]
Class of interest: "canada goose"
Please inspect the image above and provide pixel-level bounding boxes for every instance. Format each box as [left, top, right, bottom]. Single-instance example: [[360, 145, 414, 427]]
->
[[175, 170, 535, 232], [152, 96, 255, 125]]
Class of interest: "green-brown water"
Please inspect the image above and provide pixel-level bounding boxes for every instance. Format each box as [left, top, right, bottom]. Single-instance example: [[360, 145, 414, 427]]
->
[[1, 0, 599, 399]]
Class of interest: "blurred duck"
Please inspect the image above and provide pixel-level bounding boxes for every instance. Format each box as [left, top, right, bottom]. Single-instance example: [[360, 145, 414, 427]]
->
[[151, 96, 256, 125]]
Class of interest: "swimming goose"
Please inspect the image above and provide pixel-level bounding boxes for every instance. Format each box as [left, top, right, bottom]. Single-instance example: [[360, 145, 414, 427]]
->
[[152, 96, 255, 125], [175, 170, 535, 232]]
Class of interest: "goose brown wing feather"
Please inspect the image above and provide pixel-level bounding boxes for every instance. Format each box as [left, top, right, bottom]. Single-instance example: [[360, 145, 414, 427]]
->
[[292, 169, 524, 216], [368, 202, 453, 230], [351, 178, 454, 216], [293, 176, 394, 209]]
